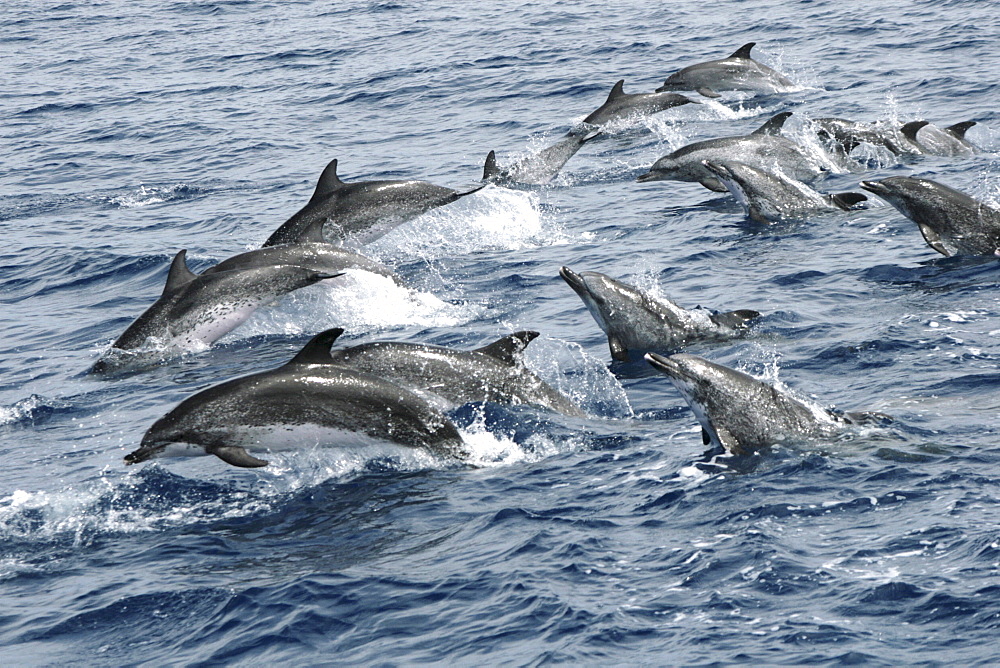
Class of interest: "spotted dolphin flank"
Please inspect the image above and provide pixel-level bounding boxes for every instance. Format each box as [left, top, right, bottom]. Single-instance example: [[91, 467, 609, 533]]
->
[[126, 329, 468, 468], [645, 353, 889, 455], [636, 113, 832, 191], [580, 79, 698, 128], [326, 330, 585, 417], [860, 176, 1000, 257], [92, 250, 337, 373], [560, 267, 760, 361], [702, 159, 867, 223], [263, 159, 483, 247], [656, 42, 799, 98]]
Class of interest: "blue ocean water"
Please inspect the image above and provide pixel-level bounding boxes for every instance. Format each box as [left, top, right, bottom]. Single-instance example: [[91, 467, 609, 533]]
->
[[3, 0, 1000, 664]]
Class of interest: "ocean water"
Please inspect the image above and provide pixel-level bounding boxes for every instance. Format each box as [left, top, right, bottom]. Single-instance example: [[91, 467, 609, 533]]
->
[[3, 0, 1000, 664]]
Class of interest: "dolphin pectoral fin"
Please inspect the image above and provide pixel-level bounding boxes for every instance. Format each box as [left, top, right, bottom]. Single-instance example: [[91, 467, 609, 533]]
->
[[830, 192, 868, 211], [702, 428, 711, 445], [918, 223, 951, 256], [696, 87, 721, 99], [715, 426, 744, 455], [211, 446, 269, 468], [475, 331, 540, 365], [608, 335, 629, 362], [699, 177, 727, 192]]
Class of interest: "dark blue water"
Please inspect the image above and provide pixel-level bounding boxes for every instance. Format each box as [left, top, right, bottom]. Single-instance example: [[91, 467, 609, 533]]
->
[[3, 1, 1000, 664]]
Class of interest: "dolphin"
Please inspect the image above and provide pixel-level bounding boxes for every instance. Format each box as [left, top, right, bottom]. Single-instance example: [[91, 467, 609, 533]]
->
[[636, 113, 831, 191], [899, 120, 978, 157], [125, 329, 468, 468], [645, 352, 887, 455], [205, 218, 402, 284], [580, 80, 698, 128], [860, 176, 1000, 257], [656, 42, 799, 99], [263, 159, 483, 247], [812, 117, 913, 157], [92, 250, 337, 372], [483, 127, 601, 186], [702, 160, 867, 223], [560, 267, 760, 361], [326, 331, 586, 417]]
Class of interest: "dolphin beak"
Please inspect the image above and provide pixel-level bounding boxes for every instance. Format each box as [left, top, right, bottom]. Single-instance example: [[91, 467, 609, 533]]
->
[[636, 171, 662, 183], [644, 352, 681, 377], [559, 266, 588, 296], [701, 160, 729, 178], [859, 180, 886, 196]]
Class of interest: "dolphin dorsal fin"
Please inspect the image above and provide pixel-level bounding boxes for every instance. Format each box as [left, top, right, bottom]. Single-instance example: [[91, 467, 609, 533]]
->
[[289, 328, 345, 365], [474, 331, 540, 365], [163, 250, 198, 295], [483, 150, 500, 181], [606, 80, 626, 102], [295, 216, 327, 243], [752, 112, 792, 136], [900, 120, 929, 143], [309, 159, 343, 203], [946, 120, 976, 139], [730, 42, 756, 59]]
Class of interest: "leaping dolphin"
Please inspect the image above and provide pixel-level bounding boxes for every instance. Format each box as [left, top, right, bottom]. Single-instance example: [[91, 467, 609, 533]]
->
[[645, 353, 888, 455], [126, 329, 468, 468], [263, 159, 483, 247], [560, 267, 760, 361], [483, 128, 601, 186], [92, 251, 337, 373], [326, 331, 585, 417], [656, 42, 799, 99], [580, 80, 698, 128], [702, 160, 867, 223], [636, 113, 832, 191], [860, 176, 1000, 257]]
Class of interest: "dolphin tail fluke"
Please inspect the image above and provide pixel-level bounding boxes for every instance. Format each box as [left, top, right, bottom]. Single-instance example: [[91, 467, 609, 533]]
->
[[945, 120, 976, 140], [900, 120, 929, 144], [211, 445, 270, 468], [475, 331, 540, 365], [752, 112, 793, 136], [730, 42, 756, 59], [830, 192, 868, 211], [289, 327, 346, 365]]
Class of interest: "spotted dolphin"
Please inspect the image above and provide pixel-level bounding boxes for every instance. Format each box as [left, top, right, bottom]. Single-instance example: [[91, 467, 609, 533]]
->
[[656, 42, 799, 99], [326, 330, 585, 417], [126, 328, 468, 468], [263, 159, 483, 247], [483, 127, 601, 186], [645, 353, 888, 455], [580, 80, 698, 127], [560, 267, 760, 361], [636, 113, 831, 191], [899, 120, 978, 157], [860, 176, 1000, 257], [702, 160, 867, 223], [92, 251, 337, 373]]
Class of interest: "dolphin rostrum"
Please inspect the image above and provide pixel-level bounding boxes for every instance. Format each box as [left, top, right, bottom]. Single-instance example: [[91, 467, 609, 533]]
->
[[93, 250, 337, 372], [860, 176, 1000, 257], [656, 42, 799, 99], [899, 120, 978, 157], [580, 79, 698, 128], [126, 328, 468, 468], [560, 267, 760, 361], [645, 353, 887, 455], [263, 159, 483, 247], [702, 159, 867, 223], [326, 330, 585, 417], [483, 127, 601, 186], [636, 113, 831, 191]]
